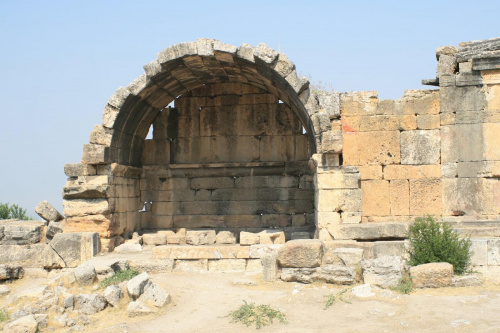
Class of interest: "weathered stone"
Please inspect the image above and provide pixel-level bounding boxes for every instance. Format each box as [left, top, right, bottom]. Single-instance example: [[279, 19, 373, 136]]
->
[[291, 232, 311, 240], [64, 163, 96, 177], [63, 199, 109, 217], [138, 281, 171, 307], [152, 245, 250, 259], [46, 221, 64, 240], [437, 55, 457, 76], [3, 315, 38, 333], [362, 256, 405, 288], [410, 262, 453, 288], [320, 265, 356, 284], [452, 275, 482, 287], [127, 272, 150, 299], [44, 232, 100, 268], [127, 300, 156, 317], [351, 284, 375, 297], [74, 262, 97, 286], [409, 179, 442, 216], [261, 252, 279, 281], [280, 267, 319, 283], [259, 230, 286, 244], [277, 240, 324, 268], [142, 233, 167, 246], [74, 293, 107, 314], [332, 248, 364, 268], [401, 130, 440, 165], [215, 231, 236, 244], [114, 243, 142, 253], [361, 180, 390, 216], [103, 285, 123, 307], [173, 259, 208, 273], [0, 222, 44, 245], [329, 223, 409, 241], [343, 131, 400, 166], [34, 314, 48, 330], [240, 231, 260, 246], [35, 201, 64, 222], [0, 264, 24, 280], [0, 285, 10, 297], [186, 230, 216, 245]]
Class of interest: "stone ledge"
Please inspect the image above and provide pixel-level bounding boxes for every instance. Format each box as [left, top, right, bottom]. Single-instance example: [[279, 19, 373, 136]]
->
[[328, 223, 409, 241]]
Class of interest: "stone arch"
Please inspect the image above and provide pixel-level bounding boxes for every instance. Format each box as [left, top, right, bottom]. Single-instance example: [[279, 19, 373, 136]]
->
[[66, 39, 342, 250]]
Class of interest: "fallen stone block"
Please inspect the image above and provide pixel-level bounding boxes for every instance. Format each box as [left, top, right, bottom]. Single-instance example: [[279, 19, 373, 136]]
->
[[259, 230, 285, 244], [74, 262, 97, 286], [35, 201, 64, 222], [186, 230, 216, 245], [103, 285, 123, 307], [215, 231, 236, 244], [410, 262, 453, 288], [74, 293, 107, 314], [138, 281, 171, 307], [362, 256, 405, 288], [113, 243, 142, 253], [142, 233, 167, 246], [127, 272, 150, 300], [320, 265, 356, 285], [240, 231, 260, 245], [3, 314, 38, 333], [261, 252, 279, 281], [127, 300, 156, 317], [351, 284, 375, 297], [280, 267, 319, 283], [46, 221, 65, 240], [0, 264, 24, 280], [43, 232, 100, 268], [452, 275, 483, 287], [277, 239, 324, 268], [0, 222, 44, 245]]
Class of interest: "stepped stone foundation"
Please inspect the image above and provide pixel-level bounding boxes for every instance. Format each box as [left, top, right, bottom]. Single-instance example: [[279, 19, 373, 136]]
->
[[54, 37, 499, 256]]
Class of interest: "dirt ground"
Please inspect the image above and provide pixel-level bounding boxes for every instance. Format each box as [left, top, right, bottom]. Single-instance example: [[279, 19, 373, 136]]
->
[[3, 270, 500, 333], [86, 272, 500, 333]]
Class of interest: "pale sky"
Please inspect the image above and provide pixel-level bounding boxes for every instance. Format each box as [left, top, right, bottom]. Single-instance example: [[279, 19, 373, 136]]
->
[[0, 0, 498, 217]]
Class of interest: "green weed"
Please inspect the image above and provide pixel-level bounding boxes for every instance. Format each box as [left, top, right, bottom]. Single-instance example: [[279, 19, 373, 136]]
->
[[98, 269, 140, 289], [226, 301, 287, 329]]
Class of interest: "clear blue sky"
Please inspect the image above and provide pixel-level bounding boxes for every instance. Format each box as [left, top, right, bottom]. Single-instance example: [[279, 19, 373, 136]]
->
[[0, 0, 498, 217]]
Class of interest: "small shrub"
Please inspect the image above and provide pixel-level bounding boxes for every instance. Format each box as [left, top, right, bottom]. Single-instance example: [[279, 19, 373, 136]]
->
[[98, 269, 140, 289], [393, 274, 414, 295], [0, 202, 32, 220], [408, 216, 472, 275], [0, 309, 8, 322], [226, 301, 287, 329], [324, 288, 351, 309]]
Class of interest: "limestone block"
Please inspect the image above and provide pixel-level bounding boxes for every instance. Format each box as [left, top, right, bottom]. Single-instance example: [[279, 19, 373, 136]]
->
[[361, 256, 405, 288], [248, 244, 282, 258], [470, 238, 487, 266], [74, 262, 97, 286], [173, 259, 208, 273], [370, 241, 407, 259], [442, 178, 479, 216], [437, 55, 457, 76], [410, 262, 453, 288], [127, 272, 150, 300], [457, 161, 500, 178], [315, 189, 362, 213], [441, 163, 458, 178], [0, 222, 44, 245], [215, 231, 236, 244], [0, 264, 24, 280], [240, 231, 260, 246], [487, 239, 500, 266], [63, 199, 109, 217], [35, 201, 64, 222], [316, 211, 341, 228], [318, 228, 334, 241], [142, 233, 167, 246], [64, 214, 113, 238], [441, 86, 487, 113], [342, 212, 362, 224], [44, 232, 100, 268], [401, 130, 440, 165], [320, 265, 356, 284], [89, 125, 113, 146], [409, 179, 442, 216], [186, 230, 216, 245], [351, 284, 375, 297], [452, 275, 482, 287], [208, 259, 246, 272], [358, 165, 382, 180], [315, 91, 340, 119], [259, 230, 285, 244], [82, 144, 109, 164], [343, 131, 400, 166], [483, 123, 500, 160], [291, 232, 311, 240], [400, 90, 440, 115], [74, 293, 107, 315], [389, 180, 410, 216], [280, 267, 320, 283], [114, 243, 142, 253], [277, 239, 324, 268], [416, 114, 440, 130], [0, 244, 45, 266], [63, 184, 110, 199], [328, 223, 409, 241], [332, 248, 364, 268], [64, 163, 97, 177], [3, 315, 38, 333], [103, 285, 123, 307], [315, 172, 360, 189], [361, 180, 390, 216], [152, 245, 250, 260], [138, 281, 171, 307], [383, 165, 441, 180], [340, 91, 378, 116], [312, 153, 340, 168]]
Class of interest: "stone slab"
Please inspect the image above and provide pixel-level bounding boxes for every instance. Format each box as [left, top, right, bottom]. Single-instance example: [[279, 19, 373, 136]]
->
[[152, 245, 251, 259]]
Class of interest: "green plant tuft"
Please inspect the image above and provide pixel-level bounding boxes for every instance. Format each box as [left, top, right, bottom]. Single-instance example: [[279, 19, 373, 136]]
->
[[226, 301, 287, 329], [324, 288, 351, 309], [0, 309, 9, 323], [98, 269, 140, 289], [392, 273, 414, 295], [408, 216, 472, 275]]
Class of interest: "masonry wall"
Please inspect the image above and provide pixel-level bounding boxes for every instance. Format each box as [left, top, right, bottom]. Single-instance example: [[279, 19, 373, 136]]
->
[[139, 83, 314, 238]]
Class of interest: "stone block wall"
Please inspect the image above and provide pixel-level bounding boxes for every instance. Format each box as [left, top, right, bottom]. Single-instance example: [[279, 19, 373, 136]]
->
[[139, 83, 314, 237]]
